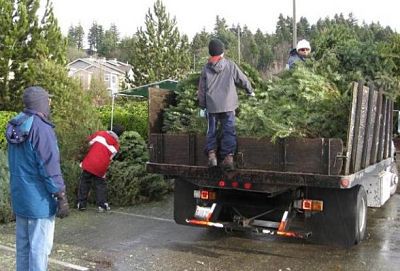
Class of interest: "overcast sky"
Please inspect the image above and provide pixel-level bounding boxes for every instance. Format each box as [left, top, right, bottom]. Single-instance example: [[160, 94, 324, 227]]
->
[[45, 0, 399, 39]]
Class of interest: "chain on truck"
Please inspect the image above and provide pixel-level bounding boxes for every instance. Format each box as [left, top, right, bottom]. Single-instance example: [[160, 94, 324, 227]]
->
[[146, 81, 398, 247]]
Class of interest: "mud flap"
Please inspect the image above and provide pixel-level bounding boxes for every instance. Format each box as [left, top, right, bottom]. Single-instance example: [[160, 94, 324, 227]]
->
[[173, 178, 197, 225], [307, 186, 367, 247]]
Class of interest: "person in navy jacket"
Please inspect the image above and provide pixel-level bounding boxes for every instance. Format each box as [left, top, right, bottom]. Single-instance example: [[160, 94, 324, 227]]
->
[[77, 124, 124, 212], [6, 86, 69, 271]]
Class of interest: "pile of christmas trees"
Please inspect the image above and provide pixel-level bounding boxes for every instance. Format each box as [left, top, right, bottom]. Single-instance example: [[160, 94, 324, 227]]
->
[[162, 63, 350, 141]]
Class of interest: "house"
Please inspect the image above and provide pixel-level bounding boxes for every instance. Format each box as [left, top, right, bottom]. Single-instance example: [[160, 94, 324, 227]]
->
[[67, 57, 133, 95]]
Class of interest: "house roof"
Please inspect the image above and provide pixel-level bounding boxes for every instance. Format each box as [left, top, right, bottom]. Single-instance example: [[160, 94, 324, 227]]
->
[[67, 58, 132, 75]]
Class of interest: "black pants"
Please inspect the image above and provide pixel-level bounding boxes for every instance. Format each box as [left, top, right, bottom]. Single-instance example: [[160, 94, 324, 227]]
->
[[77, 170, 107, 207]]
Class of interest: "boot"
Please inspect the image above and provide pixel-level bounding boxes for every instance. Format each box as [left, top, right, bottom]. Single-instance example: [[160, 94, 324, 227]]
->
[[208, 150, 217, 167], [222, 154, 235, 171]]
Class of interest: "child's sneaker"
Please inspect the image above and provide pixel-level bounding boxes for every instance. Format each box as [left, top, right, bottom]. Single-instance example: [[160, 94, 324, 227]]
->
[[97, 203, 111, 213], [77, 203, 86, 211]]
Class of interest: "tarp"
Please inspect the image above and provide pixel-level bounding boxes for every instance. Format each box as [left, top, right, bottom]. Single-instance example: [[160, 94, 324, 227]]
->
[[118, 79, 178, 98]]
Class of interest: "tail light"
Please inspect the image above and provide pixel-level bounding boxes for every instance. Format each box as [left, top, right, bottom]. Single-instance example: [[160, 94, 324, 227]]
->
[[294, 199, 324, 212], [194, 189, 216, 200], [243, 182, 252, 189]]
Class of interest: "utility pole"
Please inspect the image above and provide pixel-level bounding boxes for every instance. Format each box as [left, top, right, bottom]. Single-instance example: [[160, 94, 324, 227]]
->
[[292, 0, 297, 48], [237, 24, 241, 64]]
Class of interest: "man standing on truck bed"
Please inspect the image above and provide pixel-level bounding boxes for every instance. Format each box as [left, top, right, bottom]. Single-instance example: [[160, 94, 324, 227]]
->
[[198, 38, 255, 170]]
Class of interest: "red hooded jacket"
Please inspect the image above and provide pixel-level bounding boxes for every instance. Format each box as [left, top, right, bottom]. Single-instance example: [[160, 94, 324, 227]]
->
[[81, 130, 120, 178]]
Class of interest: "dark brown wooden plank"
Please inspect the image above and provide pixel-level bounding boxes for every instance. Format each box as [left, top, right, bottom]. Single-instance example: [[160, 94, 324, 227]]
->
[[370, 90, 383, 164], [195, 136, 208, 166], [377, 96, 388, 161], [148, 87, 175, 135], [363, 85, 378, 168], [237, 137, 281, 171], [163, 134, 190, 164], [328, 139, 344, 175], [344, 83, 359, 174], [354, 85, 370, 171]]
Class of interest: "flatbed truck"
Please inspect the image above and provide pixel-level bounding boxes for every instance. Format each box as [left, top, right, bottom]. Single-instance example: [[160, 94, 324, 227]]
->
[[146, 81, 398, 246]]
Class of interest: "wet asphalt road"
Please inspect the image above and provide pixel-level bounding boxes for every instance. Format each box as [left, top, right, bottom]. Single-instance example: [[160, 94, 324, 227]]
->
[[1, 191, 400, 271]]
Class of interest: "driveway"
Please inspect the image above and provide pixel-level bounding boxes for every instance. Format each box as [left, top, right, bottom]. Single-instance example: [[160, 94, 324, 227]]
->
[[1, 192, 399, 271]]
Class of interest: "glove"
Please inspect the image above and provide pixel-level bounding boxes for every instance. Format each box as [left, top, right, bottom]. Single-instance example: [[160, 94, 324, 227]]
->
[[55, 191, 70, 219], [199, 108, 207, 118], [248, 92, 255, 97]]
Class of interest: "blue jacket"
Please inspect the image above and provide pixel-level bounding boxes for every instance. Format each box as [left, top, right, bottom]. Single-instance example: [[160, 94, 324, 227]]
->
[[6, 109, 65, 218]]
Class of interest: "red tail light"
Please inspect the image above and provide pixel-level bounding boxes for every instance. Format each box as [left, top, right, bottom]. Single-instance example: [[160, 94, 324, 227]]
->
[[218, 180, 225, 187], [243, 182, 252, 189], [200, 190, 209, 199], [231, 181, 239, 188]]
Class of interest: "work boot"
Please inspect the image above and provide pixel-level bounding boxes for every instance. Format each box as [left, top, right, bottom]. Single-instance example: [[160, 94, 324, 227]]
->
[[222, 154, 235, 171], [208, 150, 217, 167]]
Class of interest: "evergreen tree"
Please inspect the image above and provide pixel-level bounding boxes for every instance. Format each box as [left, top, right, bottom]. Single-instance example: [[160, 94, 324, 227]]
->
[[75, 24, 85, 50], [131, 0, 190, 85], [98, 23, 120, 57], [67, 25, 77, 48], [0, 0, 67, 109], [117, 36, 137, 63], [87, 21, 104, 53], [191, 28, 210, 72], [213, 16, 238, 60], [0, 0, 15, 107]]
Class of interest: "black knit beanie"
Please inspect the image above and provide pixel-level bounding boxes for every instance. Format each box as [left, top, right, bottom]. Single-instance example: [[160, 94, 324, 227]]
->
[[208, 39, 224, 56], [110, 124, 125, 137], [23, 86, 52, 117]]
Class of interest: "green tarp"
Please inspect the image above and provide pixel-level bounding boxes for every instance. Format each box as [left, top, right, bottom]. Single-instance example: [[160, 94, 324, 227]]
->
[[118, 79, 178, 98]]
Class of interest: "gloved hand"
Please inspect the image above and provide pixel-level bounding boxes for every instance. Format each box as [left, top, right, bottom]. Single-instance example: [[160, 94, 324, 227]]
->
[[248, 92, 256, 97], [55, 191, 69, 219], [199, 108, 207, 118]]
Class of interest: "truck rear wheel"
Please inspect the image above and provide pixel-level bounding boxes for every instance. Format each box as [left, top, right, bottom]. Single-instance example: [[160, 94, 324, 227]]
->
[[308, 185, 367, 247], [173, 178, 197, 225]]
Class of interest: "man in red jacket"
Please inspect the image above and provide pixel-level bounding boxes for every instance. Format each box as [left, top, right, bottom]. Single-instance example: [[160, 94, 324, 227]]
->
[[77, 124, 125, 212]]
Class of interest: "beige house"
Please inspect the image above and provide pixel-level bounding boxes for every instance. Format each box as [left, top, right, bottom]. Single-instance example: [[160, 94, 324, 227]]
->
[[67, 57, 133, 95]]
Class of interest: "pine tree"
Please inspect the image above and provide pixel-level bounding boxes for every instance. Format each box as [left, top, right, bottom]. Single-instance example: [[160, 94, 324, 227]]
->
[[0, 0, 15, 107], [98, 24, 120, 57], [131, 0, 190, 85], [75, 24, 85, 50], [67, 25, 77, 48], [88, 22, 104, 53]]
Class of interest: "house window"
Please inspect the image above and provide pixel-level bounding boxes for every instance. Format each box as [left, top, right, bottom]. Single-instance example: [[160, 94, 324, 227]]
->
[[104, 74, 110, 81]]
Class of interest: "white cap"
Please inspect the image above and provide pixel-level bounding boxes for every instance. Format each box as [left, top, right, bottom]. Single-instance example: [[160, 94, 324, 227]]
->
[[296, 39, 311, 52]]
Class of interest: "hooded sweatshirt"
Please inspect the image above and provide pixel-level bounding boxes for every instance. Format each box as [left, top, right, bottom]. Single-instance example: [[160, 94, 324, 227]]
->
[[197, 57, 253, 113]]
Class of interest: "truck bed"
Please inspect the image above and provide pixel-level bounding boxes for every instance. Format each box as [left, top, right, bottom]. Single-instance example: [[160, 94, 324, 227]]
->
[[147, 81, 394, 189]]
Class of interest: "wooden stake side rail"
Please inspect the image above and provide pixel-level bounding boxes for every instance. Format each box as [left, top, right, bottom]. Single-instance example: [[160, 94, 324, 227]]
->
[[149, 134, 344, 175]]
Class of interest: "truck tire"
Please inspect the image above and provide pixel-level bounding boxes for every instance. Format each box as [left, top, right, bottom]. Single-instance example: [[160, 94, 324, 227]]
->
[[174, 178, 197, 225], [308, 185, 367, 247]]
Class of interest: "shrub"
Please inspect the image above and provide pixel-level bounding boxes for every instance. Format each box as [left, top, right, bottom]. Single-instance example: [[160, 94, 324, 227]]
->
[[107, 131, 170, 206], [61, 159, 82, 206], [0, 111, 17, 150], [0, 150, 13, 224], [98, 99, 148, 140]]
